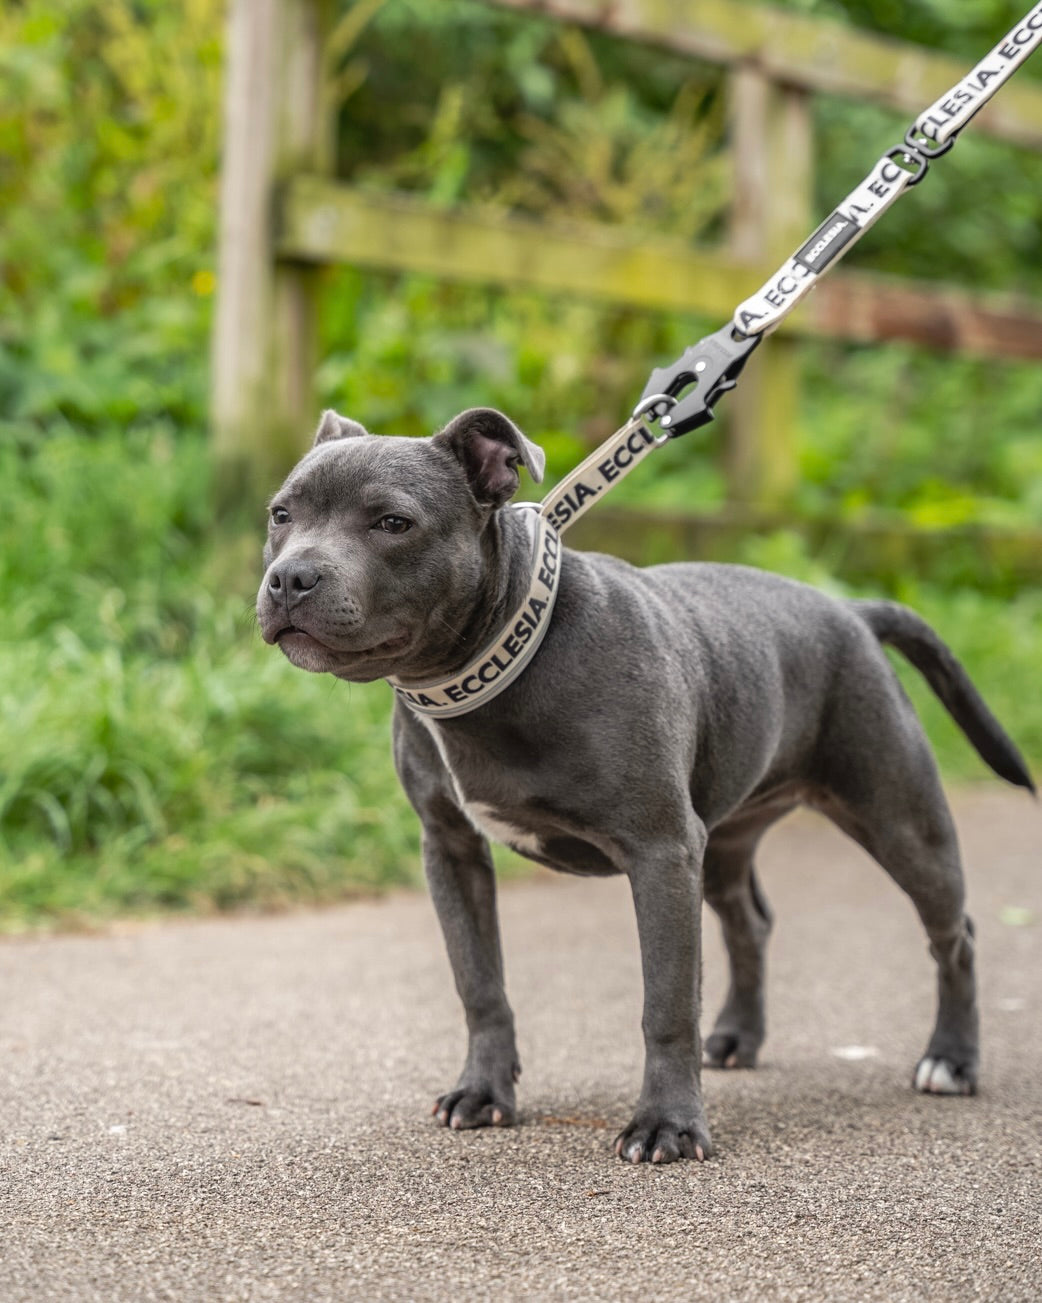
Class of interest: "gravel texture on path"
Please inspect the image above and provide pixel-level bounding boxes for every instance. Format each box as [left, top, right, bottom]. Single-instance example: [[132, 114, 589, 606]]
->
[[2, 788, 1039, 1302]]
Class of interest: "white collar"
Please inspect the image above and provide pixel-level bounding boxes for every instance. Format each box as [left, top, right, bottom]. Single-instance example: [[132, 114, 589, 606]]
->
[[389, 413, 665, 720], [388, 507, 561, 719]]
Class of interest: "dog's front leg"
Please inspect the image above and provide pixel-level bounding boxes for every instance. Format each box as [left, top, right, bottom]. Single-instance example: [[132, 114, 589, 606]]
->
[[394, 715, 521, 1129], [615, 813, 712, 1165], [423, 812, 521, 1129]]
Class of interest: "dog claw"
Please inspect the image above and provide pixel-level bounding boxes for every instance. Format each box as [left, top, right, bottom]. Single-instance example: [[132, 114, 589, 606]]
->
[[432, 1086, 517, 1130], [614, 1116, 711, 1165]]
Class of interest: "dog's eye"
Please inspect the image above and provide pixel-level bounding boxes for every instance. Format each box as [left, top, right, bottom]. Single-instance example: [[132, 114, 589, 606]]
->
[[270, 506, 291, 526], [377, 515, 412, 535]]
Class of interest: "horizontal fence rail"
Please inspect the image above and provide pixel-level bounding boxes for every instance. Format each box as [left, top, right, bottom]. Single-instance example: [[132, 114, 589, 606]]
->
[[278, 177, 1042, 362]]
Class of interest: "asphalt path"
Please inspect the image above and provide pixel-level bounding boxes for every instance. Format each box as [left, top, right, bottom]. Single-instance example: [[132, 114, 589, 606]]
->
[[2, 787, 1040, 1301]]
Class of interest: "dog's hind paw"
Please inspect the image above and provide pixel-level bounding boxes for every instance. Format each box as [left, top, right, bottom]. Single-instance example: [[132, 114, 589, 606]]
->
[[703, 1030, 760, 1070], [914, 1055, 977, 1096]]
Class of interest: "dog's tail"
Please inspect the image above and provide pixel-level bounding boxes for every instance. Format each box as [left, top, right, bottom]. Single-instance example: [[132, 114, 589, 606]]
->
[[851, 599, 1035, 793]]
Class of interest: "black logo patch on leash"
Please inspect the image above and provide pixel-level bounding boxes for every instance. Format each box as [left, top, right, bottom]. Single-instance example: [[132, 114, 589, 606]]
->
[[794, 212, 860, 273]]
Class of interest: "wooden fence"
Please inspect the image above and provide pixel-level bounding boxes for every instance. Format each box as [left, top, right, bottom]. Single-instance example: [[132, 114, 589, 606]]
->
[[213, 0, 1042, 521]]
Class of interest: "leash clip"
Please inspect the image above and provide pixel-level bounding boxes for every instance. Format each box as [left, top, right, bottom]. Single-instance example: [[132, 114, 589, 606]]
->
[[637, 324, 762, 438], [631, 392, 676, 441], [884, 143, 931, 187], [903, 125, 957, 160]]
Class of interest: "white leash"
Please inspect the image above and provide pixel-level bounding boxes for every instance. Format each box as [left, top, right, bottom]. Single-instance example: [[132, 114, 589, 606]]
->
[[642, 3, 1042, 437], [731, 3, 1042, 341], [912, 5, 1042, 149], [393, 6, 1042, 720], [538, 414, 667, 533]]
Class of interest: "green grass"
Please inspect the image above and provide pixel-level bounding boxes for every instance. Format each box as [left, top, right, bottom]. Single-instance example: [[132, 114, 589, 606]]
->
[[0, 630, 419, 930], [1, 426, 1038, 932], [0, 427, 420, 930]]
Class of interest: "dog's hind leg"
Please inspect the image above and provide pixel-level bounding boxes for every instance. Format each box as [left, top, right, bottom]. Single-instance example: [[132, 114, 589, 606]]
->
[[814, 697, 979, 1096], [831, 793, 978, 1095], [702, 807, 788, 1070]]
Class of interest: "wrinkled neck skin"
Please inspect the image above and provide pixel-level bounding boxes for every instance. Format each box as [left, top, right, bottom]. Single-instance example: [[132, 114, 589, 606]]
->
[[359, 504, 535, 690]]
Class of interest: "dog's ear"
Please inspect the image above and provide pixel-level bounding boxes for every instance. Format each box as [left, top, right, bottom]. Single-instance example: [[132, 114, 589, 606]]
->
[[433, 408, 545, 508], [313, 410, 368, 446]]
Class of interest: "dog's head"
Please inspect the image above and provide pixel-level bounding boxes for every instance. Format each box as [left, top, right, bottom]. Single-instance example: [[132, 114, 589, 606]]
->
[[256, 408, 544, 683]]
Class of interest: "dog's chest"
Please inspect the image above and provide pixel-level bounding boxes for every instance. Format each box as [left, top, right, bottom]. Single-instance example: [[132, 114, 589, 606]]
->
[[459, 800, 545, 858], [418, 717, 616, 876], [418, 718, 543, 852]]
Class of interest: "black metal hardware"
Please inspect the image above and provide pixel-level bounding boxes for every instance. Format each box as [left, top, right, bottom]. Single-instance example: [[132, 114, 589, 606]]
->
[[637, 324, 762, 437], [903, 125, 957, 159], [884, 143, 931, 187]]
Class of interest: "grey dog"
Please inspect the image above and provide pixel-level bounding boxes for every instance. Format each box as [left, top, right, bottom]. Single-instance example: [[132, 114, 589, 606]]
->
[[257, 406, 1033, 1165]]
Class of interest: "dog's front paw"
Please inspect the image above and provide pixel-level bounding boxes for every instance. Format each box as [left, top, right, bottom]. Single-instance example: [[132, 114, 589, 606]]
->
[[613, 1110, 712, 1165], [432, 1084, 516, 1130]]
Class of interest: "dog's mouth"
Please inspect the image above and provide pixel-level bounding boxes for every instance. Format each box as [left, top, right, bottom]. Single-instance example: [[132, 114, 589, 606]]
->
[[273, 625, 411, 661], [273, 624, 320, 646]]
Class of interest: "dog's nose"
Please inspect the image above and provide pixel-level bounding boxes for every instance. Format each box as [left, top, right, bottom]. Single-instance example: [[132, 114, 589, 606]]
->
[[267, 559, 321, 608]]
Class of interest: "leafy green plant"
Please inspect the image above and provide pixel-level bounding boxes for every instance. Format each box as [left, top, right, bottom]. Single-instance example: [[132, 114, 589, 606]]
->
[[0, 0, 221, 437]]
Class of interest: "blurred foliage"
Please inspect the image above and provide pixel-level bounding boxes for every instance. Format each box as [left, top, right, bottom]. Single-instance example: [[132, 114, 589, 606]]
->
[[1, 0, 1041, 925], [317, 0, 1042, 516], [800, 341, 1042, 526], [3, 0, 1041, 517], [786, 0, 1042, 62], [0, 429, 419, 926], [0, 0, 220, 434], [342, 3, 730, 239]]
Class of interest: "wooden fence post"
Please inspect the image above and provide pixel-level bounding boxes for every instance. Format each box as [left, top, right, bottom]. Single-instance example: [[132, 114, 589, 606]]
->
[[727, 63, 812, 507], [212, 0, 331, 514]]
